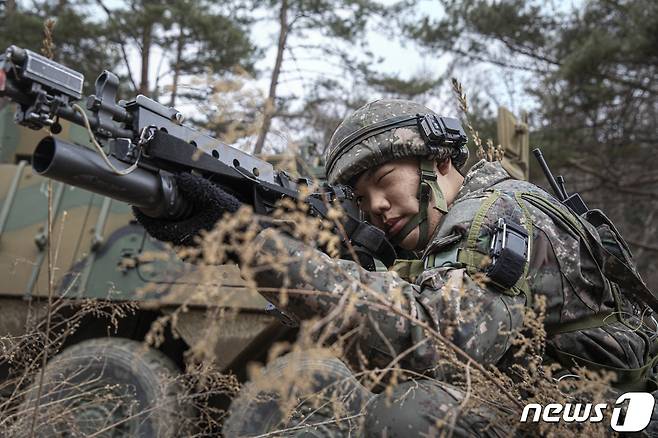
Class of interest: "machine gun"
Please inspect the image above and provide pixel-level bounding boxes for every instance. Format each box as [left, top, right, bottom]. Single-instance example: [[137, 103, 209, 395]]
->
[[0, 45, 397, 270]]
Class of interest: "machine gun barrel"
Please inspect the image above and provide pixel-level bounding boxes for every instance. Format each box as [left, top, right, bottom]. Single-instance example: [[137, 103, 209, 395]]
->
[[32, 137, 189, 219]]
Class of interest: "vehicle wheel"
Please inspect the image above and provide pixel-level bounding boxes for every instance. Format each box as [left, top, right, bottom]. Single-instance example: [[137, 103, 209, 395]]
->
[[223, 351, 372, 437], [20, 337, 188, 437]]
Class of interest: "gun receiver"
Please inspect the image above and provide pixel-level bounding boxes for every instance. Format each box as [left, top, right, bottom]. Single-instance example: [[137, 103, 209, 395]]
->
[[532, 148, 588, 216], [0, 45, 396, 270]]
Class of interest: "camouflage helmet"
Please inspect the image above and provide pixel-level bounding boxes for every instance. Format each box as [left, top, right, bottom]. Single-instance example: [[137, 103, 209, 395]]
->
[[325, 99, 468, 185], [324, 99, 468, 250]]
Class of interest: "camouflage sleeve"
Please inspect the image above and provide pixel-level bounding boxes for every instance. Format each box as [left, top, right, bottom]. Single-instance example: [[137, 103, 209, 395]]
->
[[249, 227, 525, 374]]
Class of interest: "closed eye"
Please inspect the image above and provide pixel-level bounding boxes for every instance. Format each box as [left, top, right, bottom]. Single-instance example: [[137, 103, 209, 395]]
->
[[376, 168, 394, 184]]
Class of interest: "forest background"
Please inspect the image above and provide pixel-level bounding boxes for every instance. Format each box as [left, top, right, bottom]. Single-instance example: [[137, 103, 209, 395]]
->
[[0, 0, 656, 288]]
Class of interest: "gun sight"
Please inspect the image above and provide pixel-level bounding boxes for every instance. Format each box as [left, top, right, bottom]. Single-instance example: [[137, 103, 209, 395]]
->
[[4, 46, 84, 100]]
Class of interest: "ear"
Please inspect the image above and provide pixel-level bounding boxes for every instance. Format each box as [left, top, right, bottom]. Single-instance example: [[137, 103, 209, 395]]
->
[[435, 158, 451, 176]]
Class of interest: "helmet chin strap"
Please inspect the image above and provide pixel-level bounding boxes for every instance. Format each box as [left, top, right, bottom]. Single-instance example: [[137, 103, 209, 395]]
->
[[389, 158, 448, 250]]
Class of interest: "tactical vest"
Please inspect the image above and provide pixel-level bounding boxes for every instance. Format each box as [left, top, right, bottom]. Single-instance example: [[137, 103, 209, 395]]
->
[[393, 183, 658, 391]]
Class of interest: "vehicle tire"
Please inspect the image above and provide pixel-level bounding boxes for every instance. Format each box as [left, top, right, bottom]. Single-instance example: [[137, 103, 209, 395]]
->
[[223, 351, 372, 437], [20, 337, 188, 437]]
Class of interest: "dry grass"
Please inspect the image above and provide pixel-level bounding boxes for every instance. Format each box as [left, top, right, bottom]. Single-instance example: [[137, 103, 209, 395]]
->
[[451, 78, 504, 163], [0, 246, 617, 437]]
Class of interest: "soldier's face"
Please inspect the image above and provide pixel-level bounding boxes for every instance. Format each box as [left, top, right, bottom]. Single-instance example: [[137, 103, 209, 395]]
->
[[353, 157, 445, 250]]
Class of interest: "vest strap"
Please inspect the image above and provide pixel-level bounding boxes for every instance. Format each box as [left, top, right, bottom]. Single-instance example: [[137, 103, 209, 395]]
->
[[545, 312, 619, 336]]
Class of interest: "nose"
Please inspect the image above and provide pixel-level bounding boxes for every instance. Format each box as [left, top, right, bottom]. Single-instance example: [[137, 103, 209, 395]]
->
[[368, 191, 390, 218]]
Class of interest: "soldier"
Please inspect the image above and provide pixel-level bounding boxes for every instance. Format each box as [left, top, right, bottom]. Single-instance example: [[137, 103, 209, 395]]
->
[[136, 99, 658, 436]]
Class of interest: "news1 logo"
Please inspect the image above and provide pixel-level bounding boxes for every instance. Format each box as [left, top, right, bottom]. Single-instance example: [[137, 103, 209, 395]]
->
[[520, 392, 655, 432]]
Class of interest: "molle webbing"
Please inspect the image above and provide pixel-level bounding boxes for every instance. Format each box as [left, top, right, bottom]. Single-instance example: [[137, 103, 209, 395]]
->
[[459, 190, 501, 274], [513, 192, 534, 305], [423, 189, 531, 298]]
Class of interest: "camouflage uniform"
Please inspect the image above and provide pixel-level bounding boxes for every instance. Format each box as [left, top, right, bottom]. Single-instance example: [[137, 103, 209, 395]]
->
[[224, 100, 658, 436]]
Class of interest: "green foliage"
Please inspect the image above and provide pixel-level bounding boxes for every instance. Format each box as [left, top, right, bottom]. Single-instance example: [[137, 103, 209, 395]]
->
[[165, 0, 256, 76], [96, 0, 256, 100], [366, 73, 442, 99], [278, 0, 382, 39]]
